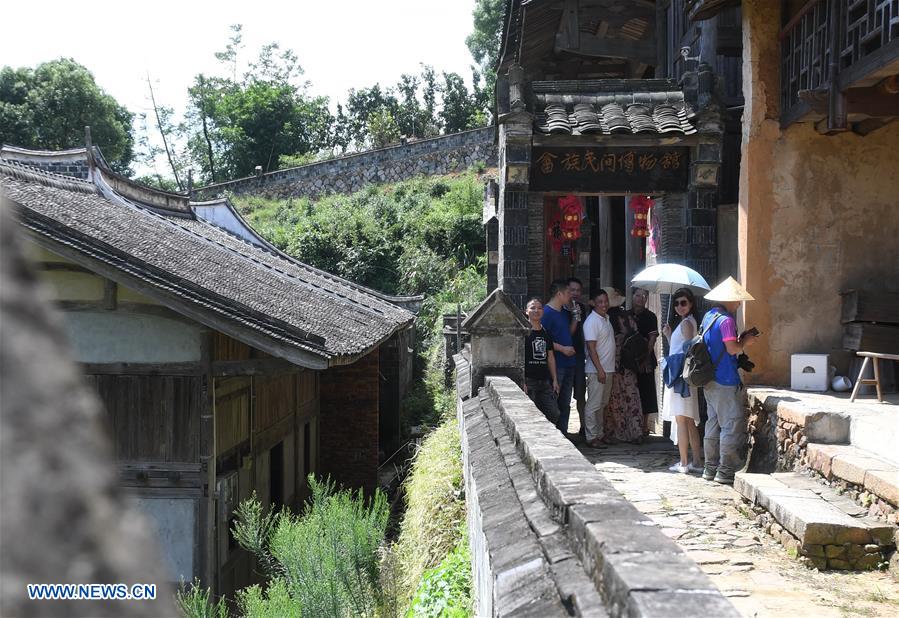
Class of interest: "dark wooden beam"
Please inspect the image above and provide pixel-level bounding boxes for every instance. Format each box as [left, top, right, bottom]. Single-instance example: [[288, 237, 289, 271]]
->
[[81, 361, 205, 376], [827, 0, 847, 131], [212, 358, 305, 377], [564, 0, 579, 49], [557, 35, 657, 65], [799, 88, 899, 117]]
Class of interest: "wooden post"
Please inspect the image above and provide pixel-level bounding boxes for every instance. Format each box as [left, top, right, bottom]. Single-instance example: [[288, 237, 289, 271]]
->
[[198, 331, 216, 591], [624, 194, 643, 305], [827, 0, 847, 131], [597, 196, 613, 289]]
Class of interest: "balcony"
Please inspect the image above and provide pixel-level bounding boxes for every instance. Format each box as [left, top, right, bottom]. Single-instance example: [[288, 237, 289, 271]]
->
[[780, 0, 899, 130]]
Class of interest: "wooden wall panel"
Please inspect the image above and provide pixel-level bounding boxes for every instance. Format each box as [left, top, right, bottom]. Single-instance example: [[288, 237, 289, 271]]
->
[[215, 377, 251, 455], [254, 374, 296, 432], [91, 375, 201, 463]]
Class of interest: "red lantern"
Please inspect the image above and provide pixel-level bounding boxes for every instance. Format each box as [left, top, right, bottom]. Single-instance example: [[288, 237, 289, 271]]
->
[[629, 195, 653, 238], [558, 195, 584, 241]]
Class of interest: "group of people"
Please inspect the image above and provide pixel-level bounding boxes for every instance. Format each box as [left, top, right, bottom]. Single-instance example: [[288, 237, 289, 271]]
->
[[524, 278, 660, 449], [523, 276, 758, 485]]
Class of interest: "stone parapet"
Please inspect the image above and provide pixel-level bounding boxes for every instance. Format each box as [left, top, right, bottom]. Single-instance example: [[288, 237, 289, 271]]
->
[[194, 127, 496, 201], [457, 369, 739, 617]]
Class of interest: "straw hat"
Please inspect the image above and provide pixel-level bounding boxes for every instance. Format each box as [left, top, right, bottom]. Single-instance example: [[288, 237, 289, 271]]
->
[[705, 276, 755, 302], [602, 286, 626, 308]]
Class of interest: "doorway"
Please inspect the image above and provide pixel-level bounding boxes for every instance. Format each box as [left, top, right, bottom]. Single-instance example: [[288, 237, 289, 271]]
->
[[542, 194, 640, 297]]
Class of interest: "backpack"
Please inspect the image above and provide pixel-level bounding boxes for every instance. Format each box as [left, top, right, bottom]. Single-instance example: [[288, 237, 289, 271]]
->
[[682, 314, 726, 387], [621, 332, 648, 373]]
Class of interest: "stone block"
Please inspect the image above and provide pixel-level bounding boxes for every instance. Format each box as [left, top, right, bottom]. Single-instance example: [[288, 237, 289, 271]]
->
[[833, 528, 873, 545], [825, 544, 847, 559], [867, 523, 897, 546], [848, 544, 867, 560], [585, 520, 681, 557], [831, 452, 892, 486], [800, 544, 825, 557], [627, 590, 740, 618], [828, 558, 852, 570], [806, 443, 844, 478], [549, 557, 609, 618], [855, 553, 882, 570], [864, 468, 899, 506], [601, 552, 717, 602]]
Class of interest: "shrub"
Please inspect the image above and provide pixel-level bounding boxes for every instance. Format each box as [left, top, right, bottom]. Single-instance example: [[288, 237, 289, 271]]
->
[[407, 536, 472, 618], [227, 476, 389, 617], [175, 580, 228, 618]]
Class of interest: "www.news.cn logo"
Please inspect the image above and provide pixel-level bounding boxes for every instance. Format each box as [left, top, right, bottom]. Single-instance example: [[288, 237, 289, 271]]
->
[[27, 583, 156, 601]]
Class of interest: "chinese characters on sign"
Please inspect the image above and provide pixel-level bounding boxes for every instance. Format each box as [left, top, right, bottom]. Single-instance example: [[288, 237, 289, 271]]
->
[[530, 147, 690, 192]]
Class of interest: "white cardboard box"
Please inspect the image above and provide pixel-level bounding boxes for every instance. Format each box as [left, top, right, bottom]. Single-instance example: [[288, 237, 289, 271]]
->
[[791, 354, 829, 391]]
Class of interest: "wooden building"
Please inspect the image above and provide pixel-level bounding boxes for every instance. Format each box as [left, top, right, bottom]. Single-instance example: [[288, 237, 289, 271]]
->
[[0, 145, 416, 596], [487, 0, 746, 307]]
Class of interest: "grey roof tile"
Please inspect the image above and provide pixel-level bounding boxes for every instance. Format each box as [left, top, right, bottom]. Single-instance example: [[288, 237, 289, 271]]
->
[[0, 161, 413, 362]]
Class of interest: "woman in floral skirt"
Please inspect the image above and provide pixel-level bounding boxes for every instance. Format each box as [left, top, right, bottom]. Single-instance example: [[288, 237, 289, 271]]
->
[[603, 305, 645, 444]]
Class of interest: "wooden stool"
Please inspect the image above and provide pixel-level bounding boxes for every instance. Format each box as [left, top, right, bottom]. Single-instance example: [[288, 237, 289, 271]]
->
[[850, 351, 899, 403]]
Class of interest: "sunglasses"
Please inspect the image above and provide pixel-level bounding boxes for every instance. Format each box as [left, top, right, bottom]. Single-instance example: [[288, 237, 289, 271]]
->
[[674, 299, 691, 307]]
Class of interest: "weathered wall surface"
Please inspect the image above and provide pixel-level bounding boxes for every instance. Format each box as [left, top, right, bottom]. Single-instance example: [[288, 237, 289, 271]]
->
[[319, 349, 380, 494], [195, 127, 496, 201], [739, 0, 899, 384]]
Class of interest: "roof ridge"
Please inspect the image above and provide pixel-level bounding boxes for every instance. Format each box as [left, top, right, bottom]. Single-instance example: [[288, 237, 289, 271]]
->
[[0, 161, 96, 194]]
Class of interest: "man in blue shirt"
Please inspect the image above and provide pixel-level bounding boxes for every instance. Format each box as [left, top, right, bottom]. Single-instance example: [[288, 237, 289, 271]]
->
[[701, 277, 759, 485], [541, 279, 577, 435]]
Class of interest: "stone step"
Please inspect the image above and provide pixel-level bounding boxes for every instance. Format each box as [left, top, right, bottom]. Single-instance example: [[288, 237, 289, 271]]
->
[[849, 407, 899, 466], [734, 472, 895, 570], [806, 442, 899, 507]]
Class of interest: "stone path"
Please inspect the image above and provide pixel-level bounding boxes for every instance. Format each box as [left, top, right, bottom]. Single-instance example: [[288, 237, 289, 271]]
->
[[579, 437, 899, 618]]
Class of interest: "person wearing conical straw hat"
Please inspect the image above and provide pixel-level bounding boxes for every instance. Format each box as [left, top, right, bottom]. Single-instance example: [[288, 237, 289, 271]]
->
[[700, 276, 759, 485]]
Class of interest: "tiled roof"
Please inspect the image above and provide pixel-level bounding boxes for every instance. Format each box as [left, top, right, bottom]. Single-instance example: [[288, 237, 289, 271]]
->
[[534, 91, 697, 137], [0, 160, 414, 366]]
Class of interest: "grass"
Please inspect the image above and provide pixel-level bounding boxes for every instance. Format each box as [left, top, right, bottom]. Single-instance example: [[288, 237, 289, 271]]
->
[[392, 416, 467, 608]]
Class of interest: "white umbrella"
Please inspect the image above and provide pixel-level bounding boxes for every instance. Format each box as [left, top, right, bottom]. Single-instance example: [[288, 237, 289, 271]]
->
[[631, 264, 711, 324], [631, 263, 711, 296]]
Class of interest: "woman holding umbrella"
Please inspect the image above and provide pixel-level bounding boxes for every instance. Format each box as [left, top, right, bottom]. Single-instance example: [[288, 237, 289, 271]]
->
[[660, 288, 703, 473]]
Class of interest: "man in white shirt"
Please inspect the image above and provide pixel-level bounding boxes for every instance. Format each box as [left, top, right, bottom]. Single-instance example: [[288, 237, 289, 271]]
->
[[583, 288, 617, 448]]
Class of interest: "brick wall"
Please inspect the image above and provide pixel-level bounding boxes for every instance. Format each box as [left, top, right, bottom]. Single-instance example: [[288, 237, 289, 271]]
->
[[319, 349, 380, 495]]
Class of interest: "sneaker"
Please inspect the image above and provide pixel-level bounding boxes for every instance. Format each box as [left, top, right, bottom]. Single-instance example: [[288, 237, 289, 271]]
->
[[668, 463, 689, 474], [687, 463, 703, 474], [702, 466, 717, 481], [713, 473, 735, 485]]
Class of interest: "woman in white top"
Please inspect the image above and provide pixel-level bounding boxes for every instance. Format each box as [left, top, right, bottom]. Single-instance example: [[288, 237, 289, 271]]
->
[[662, 287, 703, 473]]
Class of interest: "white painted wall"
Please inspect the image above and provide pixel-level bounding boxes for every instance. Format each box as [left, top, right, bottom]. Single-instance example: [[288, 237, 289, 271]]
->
[[63, 311, 203, 363], [134, 497, 196, 582]]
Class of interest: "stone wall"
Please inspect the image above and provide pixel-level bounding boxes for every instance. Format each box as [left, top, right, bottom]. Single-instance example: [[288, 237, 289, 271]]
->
[[456, 367, 740, 617], [738, 0, 899, 385], [194, 127, 496, 201]]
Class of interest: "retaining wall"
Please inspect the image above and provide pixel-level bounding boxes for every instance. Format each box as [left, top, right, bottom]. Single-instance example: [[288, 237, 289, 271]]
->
[[194, 127, 496, 201], [456, 360, 740, 617]]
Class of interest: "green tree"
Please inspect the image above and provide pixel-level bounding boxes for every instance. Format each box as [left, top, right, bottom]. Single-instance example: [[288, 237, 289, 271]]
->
[[183, 26, 335, 183], [0, 58, 134, 172], [439, 72, 482, 133], [465, 0, 505, 97]]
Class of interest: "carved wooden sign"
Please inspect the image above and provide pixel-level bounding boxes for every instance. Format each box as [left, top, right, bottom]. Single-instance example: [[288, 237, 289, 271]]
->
[[530, 147, 690, 192]]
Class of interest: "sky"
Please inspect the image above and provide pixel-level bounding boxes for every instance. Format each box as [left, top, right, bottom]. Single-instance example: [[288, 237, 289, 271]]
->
[[1, 0, 479, 171]]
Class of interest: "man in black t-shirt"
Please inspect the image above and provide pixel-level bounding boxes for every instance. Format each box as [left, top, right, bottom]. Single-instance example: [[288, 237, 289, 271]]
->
[[524, 298, 560, 425]]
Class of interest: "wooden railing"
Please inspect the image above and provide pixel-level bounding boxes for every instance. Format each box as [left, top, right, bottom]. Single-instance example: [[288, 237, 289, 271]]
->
[[780, 0, 899, 124]]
